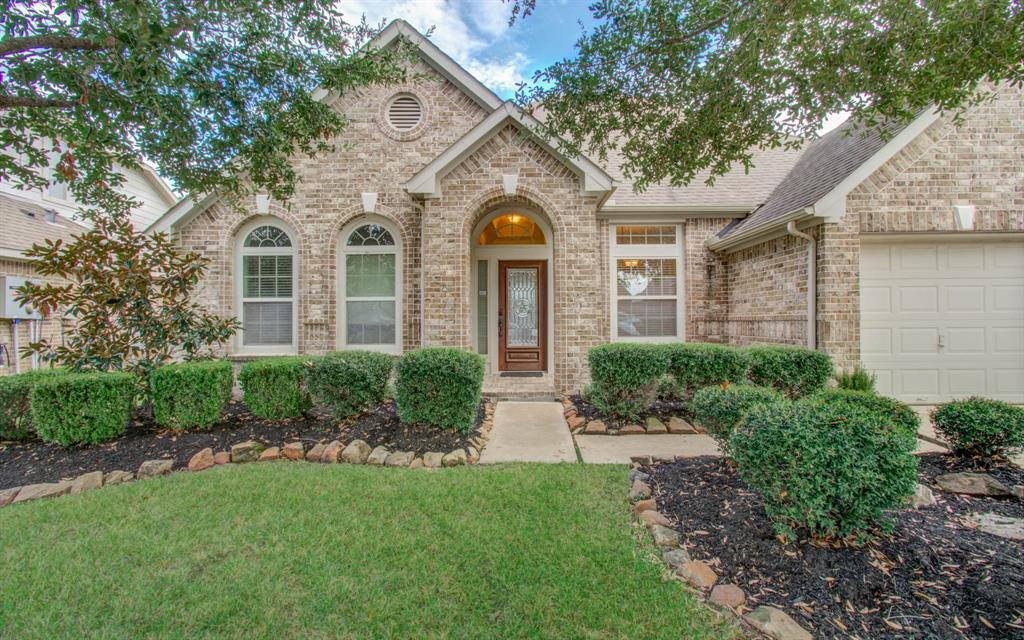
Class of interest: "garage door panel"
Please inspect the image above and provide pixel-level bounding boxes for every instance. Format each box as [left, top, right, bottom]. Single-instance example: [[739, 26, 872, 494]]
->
[[901, 370, 940, 395], [861, 328, 893, 355], [992, 285, 1024, 311], [945, 286, 985, 312], [898, 328, 939, 354], [995, 370, 1024, 395], [861, 287, 891, 313], [993, 244, 1024, 268], [947, 245, 985, 269], [946, 328, 986, 354], [947, 369, 987, 396], [873, 370, 893, 395], [897, 287, 938, 312], [899, 246, 938, 270], [993, 327, 1024, 353]]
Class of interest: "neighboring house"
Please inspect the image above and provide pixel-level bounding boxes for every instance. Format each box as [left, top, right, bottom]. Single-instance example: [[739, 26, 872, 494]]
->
[[146, 20, 1024, 402]]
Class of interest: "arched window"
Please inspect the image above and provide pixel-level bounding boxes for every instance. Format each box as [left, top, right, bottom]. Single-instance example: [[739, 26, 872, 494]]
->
[[237, 221, 297, 352], [478, 212, 546, 245], [339, 220, 401, 352]]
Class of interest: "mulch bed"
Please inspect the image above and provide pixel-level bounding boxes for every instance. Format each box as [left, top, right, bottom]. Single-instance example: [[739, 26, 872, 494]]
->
[[0, 399, 487, 490], [646, 454, 1024, 639], [569, 393, 689, 429]]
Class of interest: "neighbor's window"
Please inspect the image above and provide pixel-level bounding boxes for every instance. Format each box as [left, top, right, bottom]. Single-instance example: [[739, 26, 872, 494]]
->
[[239, 223, 296, 350], [611, 224, 682, 340], [340, 221, 401, 352]]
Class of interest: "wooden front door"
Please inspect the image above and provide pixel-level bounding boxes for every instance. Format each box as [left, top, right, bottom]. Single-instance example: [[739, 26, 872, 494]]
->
[[498, 260, 547, 371]]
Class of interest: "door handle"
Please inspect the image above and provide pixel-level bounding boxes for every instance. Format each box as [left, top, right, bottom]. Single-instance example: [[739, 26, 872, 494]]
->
[[937, 333, 945, 350]]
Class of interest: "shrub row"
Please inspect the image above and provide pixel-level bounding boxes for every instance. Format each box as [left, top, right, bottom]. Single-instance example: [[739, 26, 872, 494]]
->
[[31, 372, 137, 446], [152, 360, 234, 430], [0, 368, 66, 440]]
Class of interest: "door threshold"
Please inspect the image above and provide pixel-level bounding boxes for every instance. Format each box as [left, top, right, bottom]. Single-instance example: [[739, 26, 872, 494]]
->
[[498, 371, 545, 378]]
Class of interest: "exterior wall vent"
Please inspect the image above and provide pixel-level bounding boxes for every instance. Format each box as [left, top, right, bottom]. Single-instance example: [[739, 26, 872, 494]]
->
[[387, 95, 423, 132]]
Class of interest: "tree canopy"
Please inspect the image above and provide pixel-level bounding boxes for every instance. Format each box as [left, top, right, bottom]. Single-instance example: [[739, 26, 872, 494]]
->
[[514, 0, 1024, 190]]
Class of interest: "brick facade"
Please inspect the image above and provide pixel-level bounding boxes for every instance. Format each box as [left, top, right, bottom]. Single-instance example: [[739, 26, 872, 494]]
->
[[0, 259, 70, 376]]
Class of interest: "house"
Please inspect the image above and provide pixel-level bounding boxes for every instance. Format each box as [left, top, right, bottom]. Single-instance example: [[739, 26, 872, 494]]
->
[[146, 20, 1024, 403]]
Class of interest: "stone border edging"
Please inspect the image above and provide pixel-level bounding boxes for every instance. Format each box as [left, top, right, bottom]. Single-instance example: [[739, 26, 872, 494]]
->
[[561, 397, 705, 436]]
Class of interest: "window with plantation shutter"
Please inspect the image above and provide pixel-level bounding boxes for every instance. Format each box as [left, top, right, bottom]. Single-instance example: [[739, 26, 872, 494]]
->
[[238, 221, 296, 352], [386, 95, 423, 131]]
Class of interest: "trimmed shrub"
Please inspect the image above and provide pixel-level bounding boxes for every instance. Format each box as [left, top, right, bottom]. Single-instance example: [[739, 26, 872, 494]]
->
[[30, 372, 136, 445], [931, 397, 1024, 457], [306, 351, 393, 419], [812, 388, 918, 437], [587, 343, 670, 420], [730, 400, 918, 542], [664, 343, 748, 397], [745, 345, 833, 398], [239, 356, 316, 420], [395, 348, 484, 432], [152, 360, 234, 430], [834, 364, 877, 392], [0, 368, 66, 440], [691, 384, 785, 454]]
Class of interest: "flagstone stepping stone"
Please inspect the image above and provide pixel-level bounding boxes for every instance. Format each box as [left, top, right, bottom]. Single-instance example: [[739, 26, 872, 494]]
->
[[645, 417, 667, 433], [367, 446, 390, 466], [69, 471, 103, 494], [649, 524, 680, 548], [935, 472, 1009, 496], [340, 440, 371, 464], [188, 448, 216, 471], [137, 459, 174, 479], [744, 606, 812, 640], [968, 513, 1024, 541]]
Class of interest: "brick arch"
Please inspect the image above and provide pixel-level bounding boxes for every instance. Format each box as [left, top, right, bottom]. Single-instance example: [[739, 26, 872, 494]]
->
[[222, 205, 306, 250], [462, 185, 568, 240], [326, 203, 414, 250]]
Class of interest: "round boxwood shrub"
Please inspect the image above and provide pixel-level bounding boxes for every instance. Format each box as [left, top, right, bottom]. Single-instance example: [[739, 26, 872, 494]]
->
[[586, 343, 670, 420], [239, 356, 317, 420], [730, 400, 918, 542], [691, 384, 785, 454], [745, 345, 833, 398], [664, 343, 748, 397], [0, 368, 66, 440], [152, 360, 234, 430], [306, 350, 394, 419], [931, 397, 1024, 457], [395, 347, 484, 433], [30, 372, 137, 446], [812, 388, 918, 437]]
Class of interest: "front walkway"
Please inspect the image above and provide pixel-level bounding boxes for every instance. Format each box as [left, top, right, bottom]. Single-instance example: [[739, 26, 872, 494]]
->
[[479, 402, 576, 464]]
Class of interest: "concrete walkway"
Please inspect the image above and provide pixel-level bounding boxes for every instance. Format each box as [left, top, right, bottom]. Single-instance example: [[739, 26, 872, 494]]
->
[[479, 402, 577, 464], [576, 434, 720, 464]]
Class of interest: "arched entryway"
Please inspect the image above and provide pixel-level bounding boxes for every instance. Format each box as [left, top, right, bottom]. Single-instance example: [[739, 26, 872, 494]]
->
[[470, 207, 555, 375]]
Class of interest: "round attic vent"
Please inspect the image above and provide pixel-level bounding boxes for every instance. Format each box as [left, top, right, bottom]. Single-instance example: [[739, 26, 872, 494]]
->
[[386, 94, 423, 132]]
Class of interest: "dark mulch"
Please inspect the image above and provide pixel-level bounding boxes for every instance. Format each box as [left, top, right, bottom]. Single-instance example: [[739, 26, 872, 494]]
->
[[0, 399, 486, 490], [647, 454, 1024, 640], [569, 393, 690, 429]]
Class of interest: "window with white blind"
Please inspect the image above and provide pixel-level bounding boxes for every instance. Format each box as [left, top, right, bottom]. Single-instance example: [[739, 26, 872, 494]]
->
[[339, 219, 402, 353], [610, 224, 684, 341], [237, 221, 297, 352]]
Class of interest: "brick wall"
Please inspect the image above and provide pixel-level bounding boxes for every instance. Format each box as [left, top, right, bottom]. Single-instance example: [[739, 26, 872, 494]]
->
[[0, 259, 69, 375]]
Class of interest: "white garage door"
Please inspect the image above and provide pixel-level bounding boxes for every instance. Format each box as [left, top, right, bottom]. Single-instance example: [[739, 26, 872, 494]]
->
[[860, 239, 1024, 404]]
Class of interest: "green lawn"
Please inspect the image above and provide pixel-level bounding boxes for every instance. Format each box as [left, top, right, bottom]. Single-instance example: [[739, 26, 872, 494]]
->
[[0, 463, 734, 639]]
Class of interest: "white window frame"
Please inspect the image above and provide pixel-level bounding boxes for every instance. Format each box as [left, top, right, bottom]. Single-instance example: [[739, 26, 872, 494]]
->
[[338, 217, 403, 354], [235, 217, 299, 354], [609, 223, 686, 342]]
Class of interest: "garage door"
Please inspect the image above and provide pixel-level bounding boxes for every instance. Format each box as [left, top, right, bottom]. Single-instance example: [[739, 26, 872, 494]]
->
[[860, 239, 1024, 404]]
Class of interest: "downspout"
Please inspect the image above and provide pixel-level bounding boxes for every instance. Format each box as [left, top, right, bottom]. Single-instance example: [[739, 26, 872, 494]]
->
[[785, 221, 817, 350]]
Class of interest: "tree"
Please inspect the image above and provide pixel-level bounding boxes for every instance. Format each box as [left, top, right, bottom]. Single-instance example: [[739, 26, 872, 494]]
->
[[513, 0, 1024, 190]]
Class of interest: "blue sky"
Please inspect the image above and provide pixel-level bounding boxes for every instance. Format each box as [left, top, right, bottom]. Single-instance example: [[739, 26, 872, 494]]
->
[[339, 0, 598, 97]]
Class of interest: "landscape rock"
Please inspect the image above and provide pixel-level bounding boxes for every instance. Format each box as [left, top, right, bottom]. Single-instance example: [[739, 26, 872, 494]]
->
[[911, 483, 936, 508], [585, 420, 607, 434], [137, 459, 174, 479], [667, 417, 697, 434], [620, 424, 645, 435], [282, 442, 305, 461], [466, 446, 480, 463], [258, 447, 281, 461], [321, 441, 343, 463], [639, 510, 672, 528], [628, 468, 650, 484], [213, 452, 230, 465], [306, 443, 327, 462], [743, 606, 812, 640], [13, 482, 71, 503], [103, 470, 134, 485], [649, 524, 680, 548], [935, 472, 1010, 496], [442, 449, 467, 467], [367, 446, 390, 466], [662, 548, 691, 569], [409, 457, 425, 469], [709, 584, 745, 609], [676, 560, 718, 590], [968, 512, 1024, 541], [645, 417, 667, 434], [385, 451, 415, 467], [340, 440, 371, 464], [567, 415, 586, 430], [231, 441, 263, 464], [0, 486, 20, 506], [69, 471, 103, 495], [188, 448, 216, 472], [628, 479, 652, 501], [631, 498, 656, 514], [422, 451, 444, 468], [1012, 485, 1024, 501]]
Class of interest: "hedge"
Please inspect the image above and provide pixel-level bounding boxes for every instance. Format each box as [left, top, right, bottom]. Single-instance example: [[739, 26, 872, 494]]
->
[[745, 345, 833, 398], [664, 343, 748, 397], [586, 343, 670, 420], [691, 384, 785, 455], [152, 360, 234, 430], [395, 348, 484, 433], [931, 397, 1024, 457], [0, 368, 66, 440], [30, 372, 136, 445], [811, 388, 918, 436], [731, 400, 918, 542], [239, 356, 316, 420], [306, 351, 393, 419]]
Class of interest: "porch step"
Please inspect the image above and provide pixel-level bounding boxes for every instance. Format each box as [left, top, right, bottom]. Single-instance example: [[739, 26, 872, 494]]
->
[[481, 373, 557, 402]]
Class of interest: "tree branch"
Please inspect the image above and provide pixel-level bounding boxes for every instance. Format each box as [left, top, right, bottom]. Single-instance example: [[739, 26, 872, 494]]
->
[[0, 94, 78, 109], [0, 34, 115, 58]]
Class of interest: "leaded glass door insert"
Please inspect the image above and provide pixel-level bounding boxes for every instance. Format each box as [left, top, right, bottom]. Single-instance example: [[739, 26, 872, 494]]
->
[[498, 260, 547, 371]]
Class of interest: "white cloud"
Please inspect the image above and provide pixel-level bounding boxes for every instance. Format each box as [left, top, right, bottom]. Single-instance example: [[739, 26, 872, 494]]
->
[[338, 0, 529, 96]]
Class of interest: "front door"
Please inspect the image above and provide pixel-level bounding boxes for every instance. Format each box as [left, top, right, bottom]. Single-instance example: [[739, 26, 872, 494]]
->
[[498, 260, 547, 371]]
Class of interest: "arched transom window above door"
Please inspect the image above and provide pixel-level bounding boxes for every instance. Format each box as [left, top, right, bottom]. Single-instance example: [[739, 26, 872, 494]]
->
[[339, 220, 402, 353], [237, 220, 297, 353], [478, 212, 546, 245]]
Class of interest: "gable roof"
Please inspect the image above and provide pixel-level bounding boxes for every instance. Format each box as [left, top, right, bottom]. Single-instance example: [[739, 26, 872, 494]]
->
[[0, 194, 86, 261], [405, 101, 616, 198], [707, 108, 941, 251]]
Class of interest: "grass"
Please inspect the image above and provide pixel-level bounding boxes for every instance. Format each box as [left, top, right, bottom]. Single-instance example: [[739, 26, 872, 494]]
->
[[0, 463, 734, 639]]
